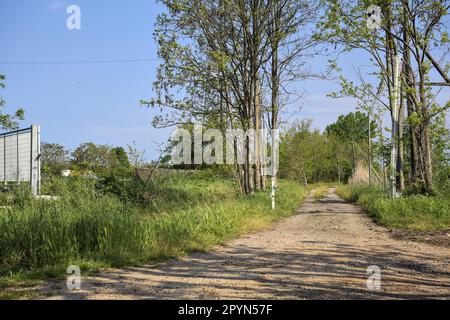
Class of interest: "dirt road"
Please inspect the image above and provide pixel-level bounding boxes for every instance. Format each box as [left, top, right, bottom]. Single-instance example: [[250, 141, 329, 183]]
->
[[41, 188, 450, 299]]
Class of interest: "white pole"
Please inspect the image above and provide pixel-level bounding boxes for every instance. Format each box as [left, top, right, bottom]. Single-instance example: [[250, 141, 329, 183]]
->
[[271, 128, 278, 210], [271, 129, 275, 209], [30, 125, 41, 196], [390, 56, 402, 199]]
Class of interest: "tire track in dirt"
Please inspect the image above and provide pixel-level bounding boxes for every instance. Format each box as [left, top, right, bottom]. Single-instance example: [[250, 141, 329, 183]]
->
[[39, 188, 450, 300]]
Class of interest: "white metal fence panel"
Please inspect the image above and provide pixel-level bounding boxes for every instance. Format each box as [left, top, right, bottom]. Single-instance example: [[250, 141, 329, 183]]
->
[[0, 125, 41, 195]]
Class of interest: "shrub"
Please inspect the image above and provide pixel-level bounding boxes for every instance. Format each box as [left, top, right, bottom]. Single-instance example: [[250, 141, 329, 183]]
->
[[337, 184, 450, 231]]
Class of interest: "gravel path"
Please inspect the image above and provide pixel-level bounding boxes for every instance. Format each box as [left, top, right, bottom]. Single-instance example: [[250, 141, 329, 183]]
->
[[41, 188, 450, 300]]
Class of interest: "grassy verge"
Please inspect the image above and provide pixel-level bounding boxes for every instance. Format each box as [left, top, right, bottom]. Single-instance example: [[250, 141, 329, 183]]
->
[[336, 184, 450, 231], [0, 175, 306, 298], [313, 185, 330, 202]]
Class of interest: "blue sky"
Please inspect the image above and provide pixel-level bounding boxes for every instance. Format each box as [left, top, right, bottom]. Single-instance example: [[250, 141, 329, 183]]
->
[[0, 1, 448, 160]]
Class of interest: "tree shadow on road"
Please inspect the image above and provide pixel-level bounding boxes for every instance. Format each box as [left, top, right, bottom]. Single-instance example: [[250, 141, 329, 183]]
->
[[49, 242, 450, 300]]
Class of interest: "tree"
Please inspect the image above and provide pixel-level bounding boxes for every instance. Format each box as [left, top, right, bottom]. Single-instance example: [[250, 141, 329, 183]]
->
[[326, 112, 376, 144], [430, 111, 450, 189], [396, 0, 450, 194], [279, 119, 352, 183], [41, 142, 70, 176], [71, 143, 115, 175], [71, 143, 133, 177], [0, 74, 25, 130], [326, 111, 378, 181], [318, 0, 450, 194], [111, 147, 131, 174], [145, 0, 319, 197], [127, 141, 146, 169]]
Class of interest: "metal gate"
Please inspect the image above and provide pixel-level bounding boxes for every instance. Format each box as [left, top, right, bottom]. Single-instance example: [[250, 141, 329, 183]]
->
[[0, 125, 41, 196]]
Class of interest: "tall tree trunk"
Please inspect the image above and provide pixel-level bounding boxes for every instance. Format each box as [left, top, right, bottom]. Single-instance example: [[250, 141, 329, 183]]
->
[[384, 0, 401, 197], [421, 120, 434, 193], [336, 144, 341, 183], [255, 76, 266, 190], [402, 0, 418, 186], [351, 143, 356, 175], [397, 92, 405, 192], [418, 69, 434, 193], [404, 67, 419, 185], [270, 0, 279, 209], [251, 0, 263, 191], [242, 4, 253, 195], [253, 72, 262, 191]]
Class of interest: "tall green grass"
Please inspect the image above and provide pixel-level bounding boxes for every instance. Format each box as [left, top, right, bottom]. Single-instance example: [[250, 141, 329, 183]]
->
[[312, 185, 331, 201], [0, 176, 306, 281], [337, 184, 450, 231]]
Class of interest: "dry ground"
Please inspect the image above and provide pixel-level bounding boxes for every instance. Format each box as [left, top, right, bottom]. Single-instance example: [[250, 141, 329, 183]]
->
[[38, 188, 450, 300]]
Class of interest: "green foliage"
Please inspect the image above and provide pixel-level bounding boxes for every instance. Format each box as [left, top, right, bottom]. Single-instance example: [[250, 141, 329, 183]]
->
[[325, 111, 377, 144], [337, 185, 450, 231], [111, 147, 131, 173], [315, 0, 386, 54], [279, 119, 352, 183], [402, 111, 450, 195], [41, 142, 70, 176], [71, 143, 113, 174], [0, 74, 25, 130], [146, 0, 318, 130], [71, 143, 132, 177], [11, 184, 34, 209], [430, 112, 450, 189]]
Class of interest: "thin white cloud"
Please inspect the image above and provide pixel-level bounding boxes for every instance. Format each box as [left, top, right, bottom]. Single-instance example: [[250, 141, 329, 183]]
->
[[48, 0, 69, 12]]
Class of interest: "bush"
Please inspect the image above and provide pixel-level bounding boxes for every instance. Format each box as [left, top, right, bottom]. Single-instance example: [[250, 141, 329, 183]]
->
[[337, 184, 450, 231]]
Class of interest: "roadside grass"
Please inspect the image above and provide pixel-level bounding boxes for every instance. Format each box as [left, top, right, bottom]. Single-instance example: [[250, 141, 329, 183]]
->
[[0, 175, 307, 296], [313, 185, 330, 202], [336, 184, 450, 231]]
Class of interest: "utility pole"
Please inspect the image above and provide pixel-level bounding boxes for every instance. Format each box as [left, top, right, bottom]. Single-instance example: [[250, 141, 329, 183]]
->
[[390, 55, 402, 198]]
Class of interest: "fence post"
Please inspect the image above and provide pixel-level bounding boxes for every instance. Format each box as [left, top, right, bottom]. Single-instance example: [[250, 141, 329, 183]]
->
[[3, 135, 6, 190], [17, 130, 20, 184], [30, 125, 41, 196]]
